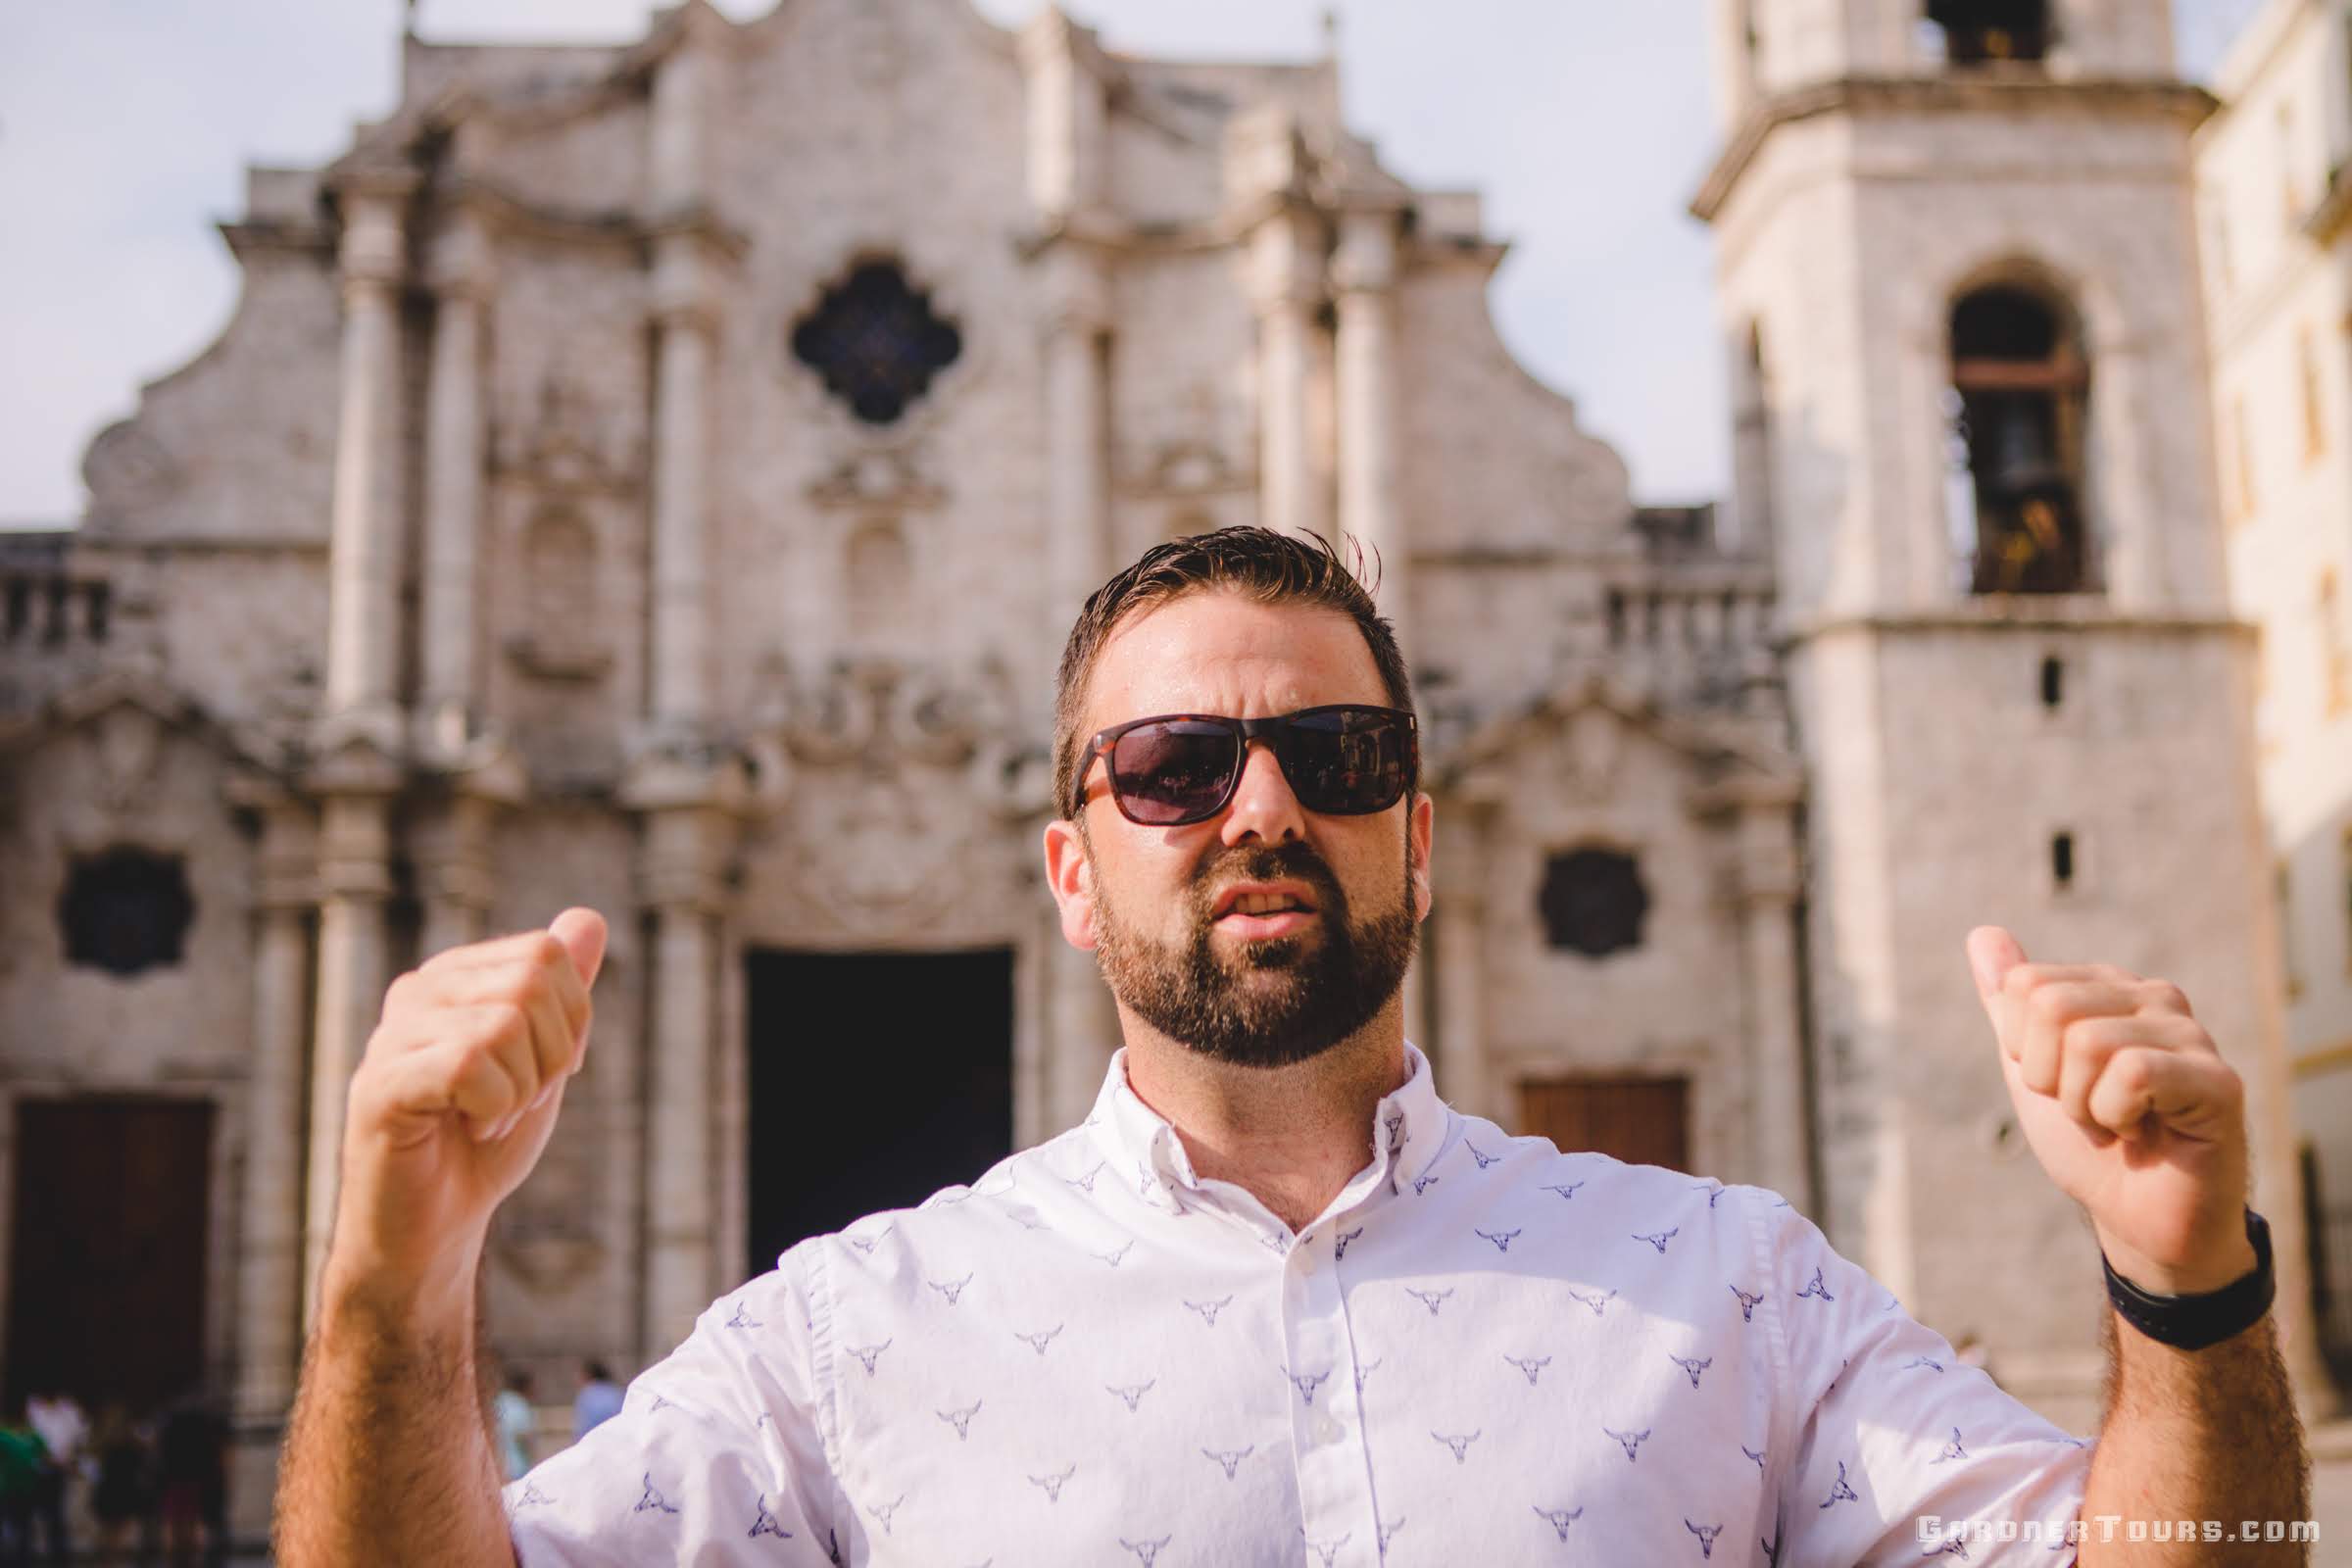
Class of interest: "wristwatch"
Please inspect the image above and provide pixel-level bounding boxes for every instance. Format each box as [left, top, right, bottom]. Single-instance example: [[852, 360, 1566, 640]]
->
[[2101, 1208, 2275, 1350]]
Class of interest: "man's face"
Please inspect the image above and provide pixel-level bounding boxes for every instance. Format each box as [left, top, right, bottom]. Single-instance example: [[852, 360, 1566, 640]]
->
[[1044, 591, 1435, 1069]]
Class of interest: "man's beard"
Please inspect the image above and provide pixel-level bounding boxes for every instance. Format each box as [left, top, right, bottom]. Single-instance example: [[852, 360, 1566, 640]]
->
[[1090, 835, 1418, 1069]]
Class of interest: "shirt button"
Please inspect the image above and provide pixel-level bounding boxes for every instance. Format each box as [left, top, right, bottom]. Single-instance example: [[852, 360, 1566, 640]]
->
[[1311, 1411, 1343, 1445]]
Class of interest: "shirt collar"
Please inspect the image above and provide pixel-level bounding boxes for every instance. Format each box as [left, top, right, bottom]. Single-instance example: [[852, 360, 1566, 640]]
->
[[1083, 1039, 1452, 1206]]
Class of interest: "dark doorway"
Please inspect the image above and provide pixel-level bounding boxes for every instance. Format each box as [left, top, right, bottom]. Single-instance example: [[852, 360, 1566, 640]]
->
[[1517, 1074, 1690, 1172], [5, 1097, 213, 1414], [744, 949, 1014, 1274]]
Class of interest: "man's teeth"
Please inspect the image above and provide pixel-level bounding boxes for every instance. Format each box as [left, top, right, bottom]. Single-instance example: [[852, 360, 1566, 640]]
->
[[1231, 893, 1302, 916]]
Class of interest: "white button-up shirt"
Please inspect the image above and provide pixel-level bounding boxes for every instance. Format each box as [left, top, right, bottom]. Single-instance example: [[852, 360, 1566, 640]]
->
[[504, 1045, 2094, 1565]]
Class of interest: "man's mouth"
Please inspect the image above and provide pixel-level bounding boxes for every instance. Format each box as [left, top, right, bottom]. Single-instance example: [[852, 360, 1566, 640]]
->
[[1209, 884, 1320, 940]]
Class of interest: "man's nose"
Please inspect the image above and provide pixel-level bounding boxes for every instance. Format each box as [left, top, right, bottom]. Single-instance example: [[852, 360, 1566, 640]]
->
[[1220, 739, 1306, 846]]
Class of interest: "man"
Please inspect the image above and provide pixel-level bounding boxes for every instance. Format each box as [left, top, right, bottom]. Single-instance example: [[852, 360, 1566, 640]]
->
[[277, 528, 2306, 1564], [21, 1391, 79, 1563], [571, 1363, 623, 1446], [493, 1370, 536, 1483]]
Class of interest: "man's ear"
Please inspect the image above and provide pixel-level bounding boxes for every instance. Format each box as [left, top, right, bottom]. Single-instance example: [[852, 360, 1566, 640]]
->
[[1042, 817, 1100, 951], [1408, 790, 1435, 922]]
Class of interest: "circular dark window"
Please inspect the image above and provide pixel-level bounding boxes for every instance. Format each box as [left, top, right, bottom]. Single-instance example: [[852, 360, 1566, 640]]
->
[[1538, 847, 1648, 958], [59, 847, 195, 977]]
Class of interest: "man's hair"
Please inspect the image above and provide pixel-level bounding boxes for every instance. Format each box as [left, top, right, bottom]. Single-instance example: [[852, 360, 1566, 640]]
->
[[1052, 526, 1414, 819]]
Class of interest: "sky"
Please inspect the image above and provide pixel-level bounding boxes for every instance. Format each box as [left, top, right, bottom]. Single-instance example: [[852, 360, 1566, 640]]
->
[[0, 0, 2271, 526]]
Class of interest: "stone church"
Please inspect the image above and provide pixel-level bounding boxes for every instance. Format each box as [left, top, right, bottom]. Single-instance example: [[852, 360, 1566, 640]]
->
[[0, 0, 2328, 1535]]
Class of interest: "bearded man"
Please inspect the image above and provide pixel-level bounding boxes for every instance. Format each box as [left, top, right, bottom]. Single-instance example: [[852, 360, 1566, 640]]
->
[[277, 527, 2306, 1565]]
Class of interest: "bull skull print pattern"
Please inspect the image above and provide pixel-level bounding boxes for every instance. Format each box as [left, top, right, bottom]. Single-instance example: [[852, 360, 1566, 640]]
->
[[503, 1045, 2094, 1563]]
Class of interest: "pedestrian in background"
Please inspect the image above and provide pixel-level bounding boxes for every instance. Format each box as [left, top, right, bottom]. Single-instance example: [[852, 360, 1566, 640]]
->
[[86, 1406, 149, 1564], [491, 1370, 534, 1482], [23, 1391, 81, 1562], [569, 1362, 621, 1445]]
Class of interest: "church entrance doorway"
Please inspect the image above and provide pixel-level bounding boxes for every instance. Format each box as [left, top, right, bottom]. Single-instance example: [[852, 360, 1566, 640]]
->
[[4, 1096, 213, 1414], [743, 949, 1015, 1271]]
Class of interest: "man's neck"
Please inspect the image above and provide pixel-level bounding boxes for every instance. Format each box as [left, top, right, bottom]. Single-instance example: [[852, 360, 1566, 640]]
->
[[1116, 1002, 1410, 1234]]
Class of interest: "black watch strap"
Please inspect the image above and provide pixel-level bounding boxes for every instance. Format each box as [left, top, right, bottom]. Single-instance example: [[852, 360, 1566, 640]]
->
[[2101, 1208, 2275, 1350]]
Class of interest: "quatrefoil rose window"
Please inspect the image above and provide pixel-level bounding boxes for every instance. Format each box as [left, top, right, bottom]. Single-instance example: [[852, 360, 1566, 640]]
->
[[789, 259, 962, 425]]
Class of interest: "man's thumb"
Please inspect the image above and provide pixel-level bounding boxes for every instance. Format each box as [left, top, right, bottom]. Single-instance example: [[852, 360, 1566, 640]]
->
[[1965, 924, 2027, 1007], [550, 907, 608, 989]]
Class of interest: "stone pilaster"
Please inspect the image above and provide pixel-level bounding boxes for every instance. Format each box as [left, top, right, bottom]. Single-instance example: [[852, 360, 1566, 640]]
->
[[412, 762, 525, 961], [622, 753, 746, 1362], [416, 210, 494, 760], [1044, 895, 1121, 1134], [1040, 245, 1111, 629], [299, 775, 398, 1331], [1017, 9, 1107, 221], [1430, 798, 1494, 1118], [1334, 208, 1405, 636], [320, 175, 415, 758], [223, 782, 316, 1544], [1731, 790, 1812, 1207], [1247, 209, 1326, 541]]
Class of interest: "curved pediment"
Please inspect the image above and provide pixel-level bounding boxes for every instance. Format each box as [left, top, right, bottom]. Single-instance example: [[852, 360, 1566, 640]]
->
[[1435, 671, 1801, 813]]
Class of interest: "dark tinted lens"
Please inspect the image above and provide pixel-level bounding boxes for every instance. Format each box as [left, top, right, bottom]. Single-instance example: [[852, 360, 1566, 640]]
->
[[1109, 721, 1241, 824], [1280, 710, 1411, 814]]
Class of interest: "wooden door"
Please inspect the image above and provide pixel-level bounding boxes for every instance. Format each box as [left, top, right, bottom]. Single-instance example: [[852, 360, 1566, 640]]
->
[[5, 1097, 214, 1414], [1517, 1075, 1690, 1172]]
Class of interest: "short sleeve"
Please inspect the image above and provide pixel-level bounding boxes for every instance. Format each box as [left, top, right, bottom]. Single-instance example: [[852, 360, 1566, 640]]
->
[[503, 1248, 840, 1565], [1760, 1197, 2095, 1566]]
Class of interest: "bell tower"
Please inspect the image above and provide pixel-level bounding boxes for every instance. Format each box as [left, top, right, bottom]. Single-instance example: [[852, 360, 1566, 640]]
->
[[1696, 0, 2328, 1421]]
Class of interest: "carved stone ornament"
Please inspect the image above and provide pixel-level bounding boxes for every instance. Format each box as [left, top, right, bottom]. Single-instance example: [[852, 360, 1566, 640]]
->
[[81, 421, 181, 514], [90, 702, 168, 819], [492, 372, 642, 492], [806, 447, 945, 512], [747, 654, 1042, 938]]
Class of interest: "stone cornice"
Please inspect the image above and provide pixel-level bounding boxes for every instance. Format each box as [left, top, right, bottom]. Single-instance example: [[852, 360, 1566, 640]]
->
[[1780, 606, 2255, 645], [1690, 74, 2218, 222]]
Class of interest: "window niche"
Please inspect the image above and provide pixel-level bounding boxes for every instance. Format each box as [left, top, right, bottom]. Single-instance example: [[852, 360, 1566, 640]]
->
[[59, 846, 194, 977], [1537, 846, 1650, 958], [844, 517, 910, 641], [1948, 282, 2091, 595], [790, 258, 962, 425], [506, 507, 610, 680], [1926, 0, 2050, 65]]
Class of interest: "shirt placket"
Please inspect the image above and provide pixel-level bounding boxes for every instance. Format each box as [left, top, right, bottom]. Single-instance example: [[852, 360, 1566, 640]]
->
[[1281, 1184, 1387, 1566]]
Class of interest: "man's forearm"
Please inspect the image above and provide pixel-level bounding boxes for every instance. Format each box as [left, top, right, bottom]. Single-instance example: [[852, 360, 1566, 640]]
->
[[272, 1262, 515, 1568], [2077, 1310, 2310, 1564]]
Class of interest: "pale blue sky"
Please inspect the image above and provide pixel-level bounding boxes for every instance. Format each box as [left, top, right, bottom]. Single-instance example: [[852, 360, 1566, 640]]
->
[[0, 1, 2266, 525]]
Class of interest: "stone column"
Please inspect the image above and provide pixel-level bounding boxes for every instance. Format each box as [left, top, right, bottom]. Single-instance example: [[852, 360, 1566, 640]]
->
[[417, 212, 493, 759], [1041, 247, 1111, 627], [625, 760, 743, 1362], [301, 788, 397, 1329], [646, 31, 719, 742], [1734, 793, 1812, 1207], [1334, 209, 1405, 635], [1430, 799, 1493, 1118], [321, 176, 414, 755], [224, 788, 314, 1543], [1248, 211, 1326, 540], [648, 258, 714, 736]]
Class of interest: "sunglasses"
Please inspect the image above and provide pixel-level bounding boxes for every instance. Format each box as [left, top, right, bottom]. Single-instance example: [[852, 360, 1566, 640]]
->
[[1073, 705, 1419, 826]]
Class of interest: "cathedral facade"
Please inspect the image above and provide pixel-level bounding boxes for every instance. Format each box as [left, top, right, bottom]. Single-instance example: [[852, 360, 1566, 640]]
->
[[0, 0, 2326, 1537]]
